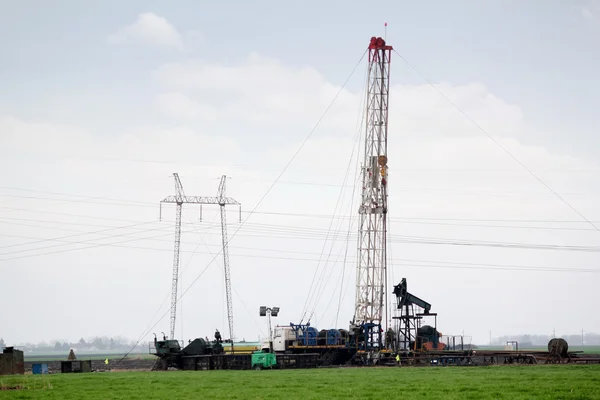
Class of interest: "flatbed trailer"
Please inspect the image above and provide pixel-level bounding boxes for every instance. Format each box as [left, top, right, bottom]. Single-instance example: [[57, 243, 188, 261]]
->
[[394, 349, 600, 366], [179, 353, 321, 370]]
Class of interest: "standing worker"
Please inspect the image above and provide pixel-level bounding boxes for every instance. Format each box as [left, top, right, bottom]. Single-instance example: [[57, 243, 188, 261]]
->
[[395, 354, 400, 365]]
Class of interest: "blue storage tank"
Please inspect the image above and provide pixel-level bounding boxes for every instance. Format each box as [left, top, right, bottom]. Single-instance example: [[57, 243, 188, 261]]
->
[[304, 327, 318, 346], [327, 329, 341, 345], [32, 363, 48, 375]]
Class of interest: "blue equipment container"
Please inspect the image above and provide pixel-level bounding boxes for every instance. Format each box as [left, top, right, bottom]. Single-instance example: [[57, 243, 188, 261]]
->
[[32, 363, 48, 375], [304, 327, 318, 346], [327, 329, 341, 345], [290, 323, 320, 346]]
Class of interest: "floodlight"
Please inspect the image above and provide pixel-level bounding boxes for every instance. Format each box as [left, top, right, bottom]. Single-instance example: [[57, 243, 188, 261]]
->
[[259, 306, 267, 316], [271, 307, 280, 317]]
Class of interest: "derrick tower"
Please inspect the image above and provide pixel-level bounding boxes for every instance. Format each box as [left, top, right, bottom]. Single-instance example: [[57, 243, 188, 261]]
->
[[352, 36, 393, 349]]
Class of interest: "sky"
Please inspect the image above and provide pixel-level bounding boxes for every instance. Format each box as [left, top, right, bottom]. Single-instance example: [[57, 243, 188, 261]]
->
[[1, 0, 599, 348]]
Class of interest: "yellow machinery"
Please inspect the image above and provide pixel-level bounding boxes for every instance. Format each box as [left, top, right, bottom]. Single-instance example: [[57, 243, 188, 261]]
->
[[222, 342, 261, 355]]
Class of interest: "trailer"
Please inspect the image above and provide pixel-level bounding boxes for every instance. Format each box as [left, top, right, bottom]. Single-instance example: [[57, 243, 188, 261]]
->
[[150, 331, 320, 371]]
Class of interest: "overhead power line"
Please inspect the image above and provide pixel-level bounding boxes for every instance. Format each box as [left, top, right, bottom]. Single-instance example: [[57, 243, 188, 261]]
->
[[3, 215, 600, 265], [124, 211, 222, 362], [300, 65, 367, 324], [122, 48, 370, 342], [0, 225, 208, 262], [3, 206, 600, 233], [2, 184, 600, 211], [0, 219, 161, 249], [0, 205, 157, 224], [393, 48, 600, 234], [3, 226, 597, 274]]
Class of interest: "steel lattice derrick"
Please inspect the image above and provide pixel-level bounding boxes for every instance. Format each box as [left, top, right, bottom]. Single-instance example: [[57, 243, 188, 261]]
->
[[354, 37, 393, 332]]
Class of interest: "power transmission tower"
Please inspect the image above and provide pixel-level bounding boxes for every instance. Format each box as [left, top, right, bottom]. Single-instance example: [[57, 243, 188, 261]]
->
[[351, 36, 393, 352], [196, 175, 241, 352], [160, 173, 205, 340], [216, 176, 239, 352], [160, 173, 240, 341]]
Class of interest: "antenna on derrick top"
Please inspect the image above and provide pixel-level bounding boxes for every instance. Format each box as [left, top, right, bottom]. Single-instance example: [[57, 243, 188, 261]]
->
[[384, 22, 388, 40]]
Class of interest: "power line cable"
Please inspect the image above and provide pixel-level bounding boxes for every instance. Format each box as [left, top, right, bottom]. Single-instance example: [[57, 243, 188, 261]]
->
[[4, 234, 599, 262], [0, 186, 155, 205], [0, 193, 156, 208], [0, 213, 570, 234], [0, 205, 158, 224], [0, 224, 216, 252], [114, 245, 219, 366], [7, 150, 600, 173], [2, 223, 598, 273], [300, 85, 366, 323], [393, 48, 600, 233], [312, 132, 364, 325], [236, 211, 600, 229], [5, 218, 599, 261], [123, 213, 221, 360], [190, 225, 266, 338], [128, 48, 369, 342], [6, 183, 600, 210], [0, 219, 160, 249], [3, 204, 600, 229], [0, 221, 179, 256], [0, 214, 206, 232], [334, 197, 359, 327], [0, 226, 208, 262]]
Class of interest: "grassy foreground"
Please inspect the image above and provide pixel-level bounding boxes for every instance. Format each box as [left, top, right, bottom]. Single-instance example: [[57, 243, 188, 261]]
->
[[1, 365, 600, 399]]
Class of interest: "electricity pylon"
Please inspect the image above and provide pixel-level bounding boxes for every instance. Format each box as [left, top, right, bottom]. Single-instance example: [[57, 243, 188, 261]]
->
[[215, 176, 239, 352], [160, 173, 240, 342], [161, 174, 240, 347], [197, 175, 241, 353], [160, 173, 200, 340]]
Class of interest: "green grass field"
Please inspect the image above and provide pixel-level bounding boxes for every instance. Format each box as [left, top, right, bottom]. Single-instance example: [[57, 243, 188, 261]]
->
[[2, 365, 600, 399]]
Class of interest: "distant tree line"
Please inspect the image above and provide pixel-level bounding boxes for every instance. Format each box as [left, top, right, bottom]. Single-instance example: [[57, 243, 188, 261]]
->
[[492, 333, 600, 347], [4, 332, 599, 352], [5, 336, 149, 353]]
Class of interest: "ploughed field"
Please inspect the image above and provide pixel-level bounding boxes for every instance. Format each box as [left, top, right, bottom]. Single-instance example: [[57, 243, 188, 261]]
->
[[1, 365, 600, 399]]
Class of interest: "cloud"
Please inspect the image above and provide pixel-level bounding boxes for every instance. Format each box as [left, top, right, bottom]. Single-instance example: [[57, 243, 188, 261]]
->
[[0, 116, 97, 154], [151, 53, 525, 144], [108, 12, 184, 51], [2, 50, 599, 345], [152, 54, 344, 129], [153, 92, 217, 121], [581, 1, 600, 27], [148, 52, 597, 227]]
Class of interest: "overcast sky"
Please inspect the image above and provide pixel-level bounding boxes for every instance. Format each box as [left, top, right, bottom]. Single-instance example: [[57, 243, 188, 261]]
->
[[1, 0, 599, 348]]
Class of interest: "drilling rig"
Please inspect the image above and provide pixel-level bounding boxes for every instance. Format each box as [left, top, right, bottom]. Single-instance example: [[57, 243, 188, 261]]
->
[[265, 37, 396, 366], [349, 36, 393, 361]]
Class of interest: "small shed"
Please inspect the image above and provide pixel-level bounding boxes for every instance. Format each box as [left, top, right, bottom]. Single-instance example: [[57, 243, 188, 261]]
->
[[61, 359, 92, 373], [0, 347, 25, 375]]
